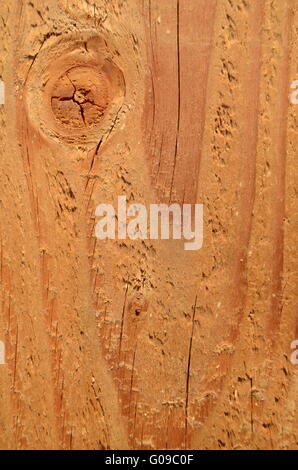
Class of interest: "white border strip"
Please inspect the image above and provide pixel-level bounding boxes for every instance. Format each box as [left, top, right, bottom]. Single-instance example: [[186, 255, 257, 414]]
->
[[0, 80, 4, 105], [0, 340, 5, 364]]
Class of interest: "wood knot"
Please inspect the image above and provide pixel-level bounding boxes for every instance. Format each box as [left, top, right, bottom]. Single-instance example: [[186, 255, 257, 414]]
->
[[24, 34, 125, 150], [51, 66, 109, 129]]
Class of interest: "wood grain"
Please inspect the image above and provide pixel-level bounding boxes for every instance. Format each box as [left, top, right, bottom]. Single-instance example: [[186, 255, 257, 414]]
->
[[0, 0, 297, 450]]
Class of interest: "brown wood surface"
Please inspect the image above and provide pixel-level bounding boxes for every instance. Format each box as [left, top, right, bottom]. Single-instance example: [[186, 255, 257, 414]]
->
[[0, 0, 297, 450]]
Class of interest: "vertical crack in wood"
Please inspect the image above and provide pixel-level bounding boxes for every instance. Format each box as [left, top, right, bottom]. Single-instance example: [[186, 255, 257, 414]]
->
[[185, 295, 197, 448], [169, 0, 181, 203], [118, 282, 129, 360]]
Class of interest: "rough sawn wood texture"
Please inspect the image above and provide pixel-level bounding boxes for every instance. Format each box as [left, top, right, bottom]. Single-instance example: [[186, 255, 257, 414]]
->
[[0, 0, 297, 450]]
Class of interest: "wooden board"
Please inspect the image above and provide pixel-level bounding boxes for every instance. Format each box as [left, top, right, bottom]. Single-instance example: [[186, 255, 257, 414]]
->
[[0, 0, 297, 450]]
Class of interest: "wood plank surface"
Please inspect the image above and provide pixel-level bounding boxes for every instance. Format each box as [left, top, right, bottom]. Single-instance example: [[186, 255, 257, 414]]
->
[[0, 0, 297, 450]]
